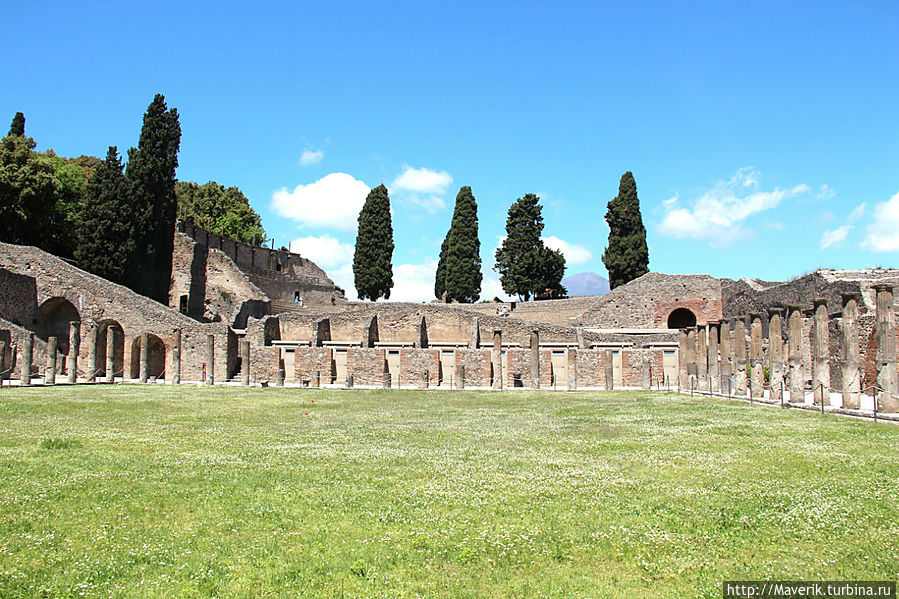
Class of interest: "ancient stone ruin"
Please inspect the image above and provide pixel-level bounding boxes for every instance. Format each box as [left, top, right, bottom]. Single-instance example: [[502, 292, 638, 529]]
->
[[2, 225, 898, 419]]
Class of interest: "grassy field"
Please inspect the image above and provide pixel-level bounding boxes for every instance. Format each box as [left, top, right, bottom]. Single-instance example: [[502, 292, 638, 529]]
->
[[0, 386, 897, 598]]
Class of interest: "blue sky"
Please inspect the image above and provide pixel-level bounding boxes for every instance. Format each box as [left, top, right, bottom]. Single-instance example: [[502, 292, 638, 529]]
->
[[3, 1, 897, 300]]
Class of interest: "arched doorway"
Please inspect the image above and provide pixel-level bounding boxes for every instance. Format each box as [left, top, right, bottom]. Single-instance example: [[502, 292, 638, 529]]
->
[[667, 308, 697, 329], [96, 320, 125, 379], [35, 297, 80, 355], [129, 335, 167, 379]]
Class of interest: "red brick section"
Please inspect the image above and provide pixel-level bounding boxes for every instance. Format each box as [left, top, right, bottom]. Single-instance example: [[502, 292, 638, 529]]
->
[[400, 348, 440, 388], [540, 351, 553, 388], [347, 348, 387, 386], [294, 347, 333, 385], [654, 299, 723, 327], [621, 348, 663, 387]]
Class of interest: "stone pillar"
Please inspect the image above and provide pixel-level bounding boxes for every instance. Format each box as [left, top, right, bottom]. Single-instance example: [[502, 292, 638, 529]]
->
[[139, 332, 149, 383], [749, 313, 764, 398], [345, 373, 353, 388], [875, 285, 898, 412], [455, 363, 465, 389], [767, 309, 785, 402], [734, 318, 749, 396], [686, 327, 697, 390], [641, 349, 652, 390], [697, 326, 708, 391], [67, 321, 80, 384], [787, 306, 804, 402], [604, 349, 614, 390], [382, 371, 391, 389], [312, 371, 320, 388], [20, 332, 33, 386], [678, 328, 689, 390], [106, 325, 116, 383], [708, 321, 720, 393], [205, 334, 215, 386], [492, 330, 503, 390], [172, 328, 181, 385], [576, 328, 587, 350], [529, 330, 540, 389], [567, 348, 577, 390], [719, 321, 732, 394], [421, 370, 429, 389], [240, 340, 251, 386], [276, 364, 285, 386], [840, 292, 861, 410], [812, 298, 830, 406], [469, 318, 480, 349], [85, 323, 98, 383], [46, 336, 58, 385]]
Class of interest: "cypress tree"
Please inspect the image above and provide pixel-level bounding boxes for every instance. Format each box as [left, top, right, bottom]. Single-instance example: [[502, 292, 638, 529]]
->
[[353, 184, 394, 301], [436, 186, 482, 303], [8, 112, 25, 137], [602, 171, 649, 289], [494, 193, 565, 300], [75, 146, 134, 284], [125, 94, 181, 302]]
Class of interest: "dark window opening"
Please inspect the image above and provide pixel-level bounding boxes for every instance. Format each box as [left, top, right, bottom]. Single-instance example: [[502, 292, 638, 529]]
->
[[667, 308, 697, 329]]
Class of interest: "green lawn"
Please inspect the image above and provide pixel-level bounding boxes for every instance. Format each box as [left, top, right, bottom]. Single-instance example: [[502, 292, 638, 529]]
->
[[0, 386, 896, 598]]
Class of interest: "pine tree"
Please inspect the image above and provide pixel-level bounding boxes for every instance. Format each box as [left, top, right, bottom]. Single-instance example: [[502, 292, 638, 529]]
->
[[75, 147, 134, 284], [125, 94, 181, 302], [602, 171, 649, 289], [353, 184, 394, 301], [8, 112, 25, 137], [435, 186, 482, 303], [494, 193, 565, 300]]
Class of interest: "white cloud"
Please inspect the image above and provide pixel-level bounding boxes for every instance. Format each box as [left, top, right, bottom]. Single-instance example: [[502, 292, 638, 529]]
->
[[861, 192, 899, 252], [289, 235, 354, 269], [271, 173, 369, 232], [406, 195, 446, 213], [391, 165, 452, 194], [541, 236, 593, 265], [848, 202, 866, 223], [820, 225, 852, 249], [817, 184, 836, 201], [324, 258, 441, 303], [657, 167, 810, 244], [299, 150, 323, 166]]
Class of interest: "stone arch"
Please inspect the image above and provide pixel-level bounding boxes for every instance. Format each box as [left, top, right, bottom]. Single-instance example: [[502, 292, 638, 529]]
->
[[129, 334, 167, 379], [35, 297, 79, 355], [96, 320, 125, 379], [667, 308, 697, 329]]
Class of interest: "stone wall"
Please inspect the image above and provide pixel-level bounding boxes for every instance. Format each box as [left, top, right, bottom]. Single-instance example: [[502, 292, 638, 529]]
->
[[347, 348, 387, 386], [0, 268, 38, 328]]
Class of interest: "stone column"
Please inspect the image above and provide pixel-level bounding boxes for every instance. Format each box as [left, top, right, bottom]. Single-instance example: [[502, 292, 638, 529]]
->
[[749, 313, 764, 398], [840, 292, 861, 410], [697, 326, 708, 391], [812, 298, 830, 406], [383, 371, 391, 389], [421, 370, 429, 389], [469, 318, 480, 349], [312, 371, 320, 388], [455, 363, 465, 389], [719, 321, 732, 394], [686, 327, 698, 390], [678, 328, 689, 390], [20, 332, 33, 386], [85, 323, 98, 383], [787, 306, 804, 402], [567, 348, 577, 390], [641, 350, 652, 390], [345, 372, 353, 388], [875, 285, 898, 412], [172, 328, 181, 385], [529, 330, 540, 389], [106, 325, 116, 383], [205, 334, 215, 386], [240, 340, 250, 386], [276, 364, 285, 386], [767, 309, 785, 402], [604, 349, 614, 390], [139, 332, 149, 383], [67, 321, 80, 384], [491, 330, 503, 390], [734, 318, 748, 396], [0, 340, 5, 385], [708, 321, 720, 393], [46, 336, 58, 385]]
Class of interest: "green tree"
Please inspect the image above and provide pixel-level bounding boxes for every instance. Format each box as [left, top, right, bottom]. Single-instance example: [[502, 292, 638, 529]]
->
[[435, 186, 482, 303], [36, 150, 92, 257], [74, 147, 134, 283], [125, 94, 181, 302], [353, 184, 394, 301], [8, 112, 25, 137], [175, 181, 266, 245], [602, 171, 649, 289], [494, 193, 566, 300], [0, 133, 59, 248]]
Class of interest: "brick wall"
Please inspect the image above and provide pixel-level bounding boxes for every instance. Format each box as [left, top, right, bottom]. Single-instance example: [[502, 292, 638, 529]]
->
[[347, 348, 386, 386], [400, 348, 440, 388], [454, 349, 492, 387]]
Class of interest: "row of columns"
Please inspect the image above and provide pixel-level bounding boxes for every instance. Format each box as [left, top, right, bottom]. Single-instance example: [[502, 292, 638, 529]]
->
[[677, 285, 898, 412]]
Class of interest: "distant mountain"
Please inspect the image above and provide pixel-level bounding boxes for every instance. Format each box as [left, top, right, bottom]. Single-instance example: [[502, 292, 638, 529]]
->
[[562, 272, 610, 296]]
